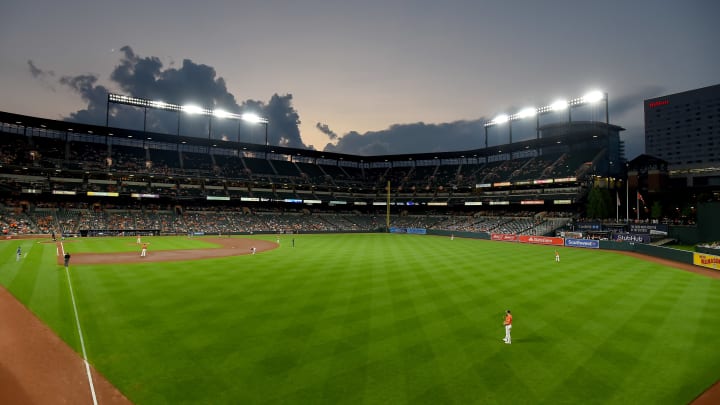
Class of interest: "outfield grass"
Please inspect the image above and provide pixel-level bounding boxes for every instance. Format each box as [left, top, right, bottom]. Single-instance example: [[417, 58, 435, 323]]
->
[[2, 234, 720, 404]]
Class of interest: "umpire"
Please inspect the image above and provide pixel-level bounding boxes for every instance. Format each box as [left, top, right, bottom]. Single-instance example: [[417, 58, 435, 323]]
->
[[64, 252, 71, 270]]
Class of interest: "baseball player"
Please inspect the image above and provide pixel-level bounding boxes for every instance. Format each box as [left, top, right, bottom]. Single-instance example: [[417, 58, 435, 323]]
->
[[503, 310, 513, 344]]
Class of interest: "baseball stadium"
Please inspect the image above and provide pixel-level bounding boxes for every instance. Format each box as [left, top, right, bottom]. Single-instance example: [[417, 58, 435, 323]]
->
[[1, 92, 719, 404]]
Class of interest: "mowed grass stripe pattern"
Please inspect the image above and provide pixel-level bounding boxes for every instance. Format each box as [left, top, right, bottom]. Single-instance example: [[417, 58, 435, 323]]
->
[[1, 234, 719, 404], [0, 240, 80, 342], [59, 236, 221, 254]]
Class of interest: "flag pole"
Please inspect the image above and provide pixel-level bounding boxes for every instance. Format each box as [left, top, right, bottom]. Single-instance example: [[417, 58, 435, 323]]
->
[[626, 180, 629, 222], [636, 190, 640, 221]]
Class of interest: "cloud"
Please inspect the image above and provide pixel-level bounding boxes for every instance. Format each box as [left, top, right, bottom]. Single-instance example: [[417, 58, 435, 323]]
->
[[609, 86, 666, 119], [28, 60, 49, 78], [323, 120, 488, 156], [51, 46, 307, 148], [59, 74, 111, 125], [621, 123, 645, 160], [40, 46, 651, 158], [605, 87, 664, 160], [321, 87, 659, 157], [265, 93, 305, 149], [27, 60, 56, 91], [316, 122, 338, 140]]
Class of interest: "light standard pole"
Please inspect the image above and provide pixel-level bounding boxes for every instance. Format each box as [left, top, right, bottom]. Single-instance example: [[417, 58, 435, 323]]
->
[[240, 112, 270, 155], [264, 121, 269, 151]]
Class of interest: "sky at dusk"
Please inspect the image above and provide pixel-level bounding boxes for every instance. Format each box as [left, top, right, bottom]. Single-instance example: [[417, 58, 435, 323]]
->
[[1, 0, 718, 159]]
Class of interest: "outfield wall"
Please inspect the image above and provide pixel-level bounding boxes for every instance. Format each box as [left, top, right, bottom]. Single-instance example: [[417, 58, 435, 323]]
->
[[600, 240, 694, 264], [427, 228, 698, 267], [426, 229, 490, 240], [429, 229, 698, 267], [693, 252, 720, 271]]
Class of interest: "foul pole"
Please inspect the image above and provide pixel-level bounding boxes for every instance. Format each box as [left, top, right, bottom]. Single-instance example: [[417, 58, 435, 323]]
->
[[386, 180, 391, 232]]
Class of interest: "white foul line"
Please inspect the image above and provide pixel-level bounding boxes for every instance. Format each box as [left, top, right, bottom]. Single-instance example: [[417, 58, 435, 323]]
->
[[61, 242, 99, 405]]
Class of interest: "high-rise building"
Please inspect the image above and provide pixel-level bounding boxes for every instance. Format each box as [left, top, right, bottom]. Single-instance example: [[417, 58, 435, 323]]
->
[[645, 84, 720, 169]]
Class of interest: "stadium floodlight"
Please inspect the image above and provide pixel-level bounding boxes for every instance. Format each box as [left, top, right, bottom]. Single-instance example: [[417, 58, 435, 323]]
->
[[550, 99, 568, 111], [482, 89, 610, 150], [486, 90, 608, 126], [241, 112, 270, 148], [150, 100, 167, 109], [493, 114, 509, 125], [182, 104, 205, 115], [516, 107, 537, 119], [213, 109, 231, 119], [108, 94, 178, 112], [582, 90, 604, 104], [241, 112, 269, 124], [107, 92, 270, 145], [108, 93, 249, 121]]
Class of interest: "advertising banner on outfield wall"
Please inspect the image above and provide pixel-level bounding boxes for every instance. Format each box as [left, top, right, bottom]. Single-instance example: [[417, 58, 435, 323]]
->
[[390, 227, 427, 235], [491, 233, 517, 242], [565, 238, 600, 249], [518, 235, 565, 246], [613, 233, 651, 243], [693, 252, 720, 271]]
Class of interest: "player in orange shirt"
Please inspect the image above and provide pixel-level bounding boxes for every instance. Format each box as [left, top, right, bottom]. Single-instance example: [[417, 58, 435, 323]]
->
[[555, 250, 560, 262], [140, 242, 149, 257], [503, 310, 512, 344]]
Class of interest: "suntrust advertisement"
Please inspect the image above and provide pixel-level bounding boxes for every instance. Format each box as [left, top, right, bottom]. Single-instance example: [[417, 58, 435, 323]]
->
[[693, 252, 720, 271], [565, 238, 600, 249], [518, 235, 565, 246]]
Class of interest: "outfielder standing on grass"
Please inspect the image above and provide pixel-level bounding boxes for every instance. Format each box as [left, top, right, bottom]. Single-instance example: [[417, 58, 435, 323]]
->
[[503, 310, 513, 344], [16, 246, 22, 261]]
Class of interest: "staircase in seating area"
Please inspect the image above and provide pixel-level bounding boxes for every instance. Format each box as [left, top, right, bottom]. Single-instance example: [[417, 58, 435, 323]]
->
[[650, 238, 677, 246]]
